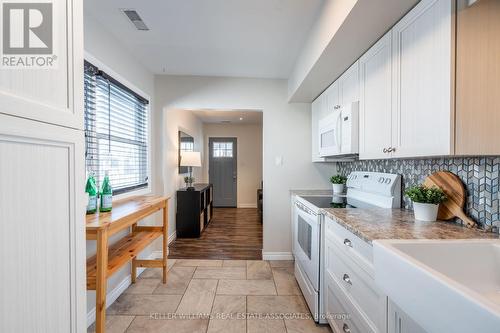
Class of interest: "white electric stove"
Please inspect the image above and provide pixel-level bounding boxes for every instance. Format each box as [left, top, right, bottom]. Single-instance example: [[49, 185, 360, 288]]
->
[[292, 171, 402, 323]]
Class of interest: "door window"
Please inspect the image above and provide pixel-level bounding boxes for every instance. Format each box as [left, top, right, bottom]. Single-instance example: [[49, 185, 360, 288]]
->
[[213, 142, 233, 158]]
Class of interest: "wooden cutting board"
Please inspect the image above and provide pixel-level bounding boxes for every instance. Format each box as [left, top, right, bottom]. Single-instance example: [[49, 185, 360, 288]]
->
[[422, 171, 476, 228]]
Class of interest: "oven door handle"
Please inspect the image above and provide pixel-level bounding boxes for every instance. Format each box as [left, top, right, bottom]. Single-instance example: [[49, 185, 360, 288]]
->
[[295, 201, 318, 217]]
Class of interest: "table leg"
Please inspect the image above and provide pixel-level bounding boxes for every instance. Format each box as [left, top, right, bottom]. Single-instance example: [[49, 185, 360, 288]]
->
[[131, 258, 137, 284], [162, 204, 169, 284], [95, 229, 108, 333]]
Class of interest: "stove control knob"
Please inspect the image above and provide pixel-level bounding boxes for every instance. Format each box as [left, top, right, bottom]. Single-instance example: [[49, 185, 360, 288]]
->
[[384, 178, 392, 184], [378, 177, 385, 183]]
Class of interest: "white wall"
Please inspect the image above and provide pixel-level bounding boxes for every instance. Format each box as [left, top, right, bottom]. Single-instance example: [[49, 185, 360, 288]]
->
[[163, 108, 204, 221], [155, 75, 333, 257], [84, 14, 161, 324], [202, 123, 263, 208]]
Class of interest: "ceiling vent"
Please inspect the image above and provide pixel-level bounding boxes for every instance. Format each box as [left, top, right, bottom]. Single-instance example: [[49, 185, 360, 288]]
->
[[122, 9, 149, 31], [221, 120, 232, 124]]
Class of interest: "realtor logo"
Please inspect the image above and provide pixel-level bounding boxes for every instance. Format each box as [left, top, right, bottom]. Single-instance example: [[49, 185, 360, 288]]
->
[[1, 1, 57, 68]]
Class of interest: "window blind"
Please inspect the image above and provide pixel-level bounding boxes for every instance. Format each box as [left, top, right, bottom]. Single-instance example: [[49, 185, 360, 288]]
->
[[84, 61, 149, 195]]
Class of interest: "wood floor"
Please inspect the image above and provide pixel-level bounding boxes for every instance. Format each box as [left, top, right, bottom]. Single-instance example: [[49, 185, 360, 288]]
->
[[168, 208, 263, 260]]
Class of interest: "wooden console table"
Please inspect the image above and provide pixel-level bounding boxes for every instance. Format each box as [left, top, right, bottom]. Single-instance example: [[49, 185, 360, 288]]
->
[[86, 195, 170, 333]]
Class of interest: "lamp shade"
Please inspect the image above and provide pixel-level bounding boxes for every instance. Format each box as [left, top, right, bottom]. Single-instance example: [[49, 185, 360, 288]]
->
[[180, 151, 201, 167]]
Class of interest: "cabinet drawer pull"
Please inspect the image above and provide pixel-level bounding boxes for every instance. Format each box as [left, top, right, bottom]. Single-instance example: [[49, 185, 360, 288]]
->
[[343, 238, 352, 247], [343, 323, 351, 333], [343, 273, 352, 285]]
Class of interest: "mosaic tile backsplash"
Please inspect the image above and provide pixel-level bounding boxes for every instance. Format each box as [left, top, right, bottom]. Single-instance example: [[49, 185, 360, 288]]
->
[[336, 157, 500, 227]]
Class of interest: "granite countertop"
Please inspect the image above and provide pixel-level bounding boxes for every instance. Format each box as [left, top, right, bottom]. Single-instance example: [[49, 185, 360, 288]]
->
[[290, 189, 333, 196], [322, 208, 499, 244]]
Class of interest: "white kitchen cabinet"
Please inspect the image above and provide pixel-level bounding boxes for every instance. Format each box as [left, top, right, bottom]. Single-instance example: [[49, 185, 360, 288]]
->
[[359, 31, 393, 160], [0, 0, 86, 332], [0, 0, 84, 130], [323, 216, 387, 333], [391, 0, 453, 158], [388, 300, 427, 333], [326, 80, 341, 114], [359, 0, 453, 160], [0, 115, 86, 333], [339, 61, 360, 107], [312, 93, 328, 162]]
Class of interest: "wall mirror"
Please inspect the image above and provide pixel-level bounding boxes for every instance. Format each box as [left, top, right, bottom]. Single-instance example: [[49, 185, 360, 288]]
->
[[178, 131, 194, 174]]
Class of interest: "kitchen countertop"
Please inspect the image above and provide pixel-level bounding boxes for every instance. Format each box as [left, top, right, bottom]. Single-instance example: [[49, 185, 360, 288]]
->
[[290, 189, 332, 196], [322, 208, 499, 244]]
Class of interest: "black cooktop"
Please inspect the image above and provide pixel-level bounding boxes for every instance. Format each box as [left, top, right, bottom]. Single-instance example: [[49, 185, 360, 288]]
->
[[301, 195, 352, 209]]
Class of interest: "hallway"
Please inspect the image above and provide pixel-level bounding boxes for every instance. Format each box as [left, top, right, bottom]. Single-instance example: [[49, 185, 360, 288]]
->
[[169, 208, 263, 260]]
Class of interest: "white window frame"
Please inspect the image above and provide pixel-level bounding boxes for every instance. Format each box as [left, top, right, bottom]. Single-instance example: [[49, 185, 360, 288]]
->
[[84, 52, 152, 200]]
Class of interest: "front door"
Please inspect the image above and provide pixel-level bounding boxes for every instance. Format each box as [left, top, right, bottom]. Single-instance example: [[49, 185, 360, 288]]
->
[[209, 137, 237, 207]]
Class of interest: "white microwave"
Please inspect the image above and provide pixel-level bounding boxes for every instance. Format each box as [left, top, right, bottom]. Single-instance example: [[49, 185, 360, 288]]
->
[[318, 101, 359, 157]]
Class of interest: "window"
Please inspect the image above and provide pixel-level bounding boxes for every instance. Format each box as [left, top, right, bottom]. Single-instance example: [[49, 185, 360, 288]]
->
[[212, 142, 233, 158], [84, 61, 149, 195]]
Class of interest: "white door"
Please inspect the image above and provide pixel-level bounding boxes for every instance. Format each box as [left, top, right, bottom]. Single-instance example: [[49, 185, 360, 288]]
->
[[391, 0, 452, 158], [0, 115, 86, 333], [359, 32, 393, 159], [339, 61, 360, 106], [0, 0, 83, 130]]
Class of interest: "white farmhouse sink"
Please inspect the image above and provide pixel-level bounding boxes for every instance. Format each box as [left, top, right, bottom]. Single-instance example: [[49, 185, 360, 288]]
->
[[373, 239, 500, 333]]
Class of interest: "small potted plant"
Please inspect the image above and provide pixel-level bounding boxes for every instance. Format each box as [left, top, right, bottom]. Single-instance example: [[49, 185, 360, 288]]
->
[[405, 185, 447, 222], [330, 175, 347, 194], [184, 176, 195, 189]]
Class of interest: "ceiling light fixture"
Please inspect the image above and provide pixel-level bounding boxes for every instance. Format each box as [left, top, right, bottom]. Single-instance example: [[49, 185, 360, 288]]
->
[[121, 9, 149, 31], [239, 117, 243, 121]]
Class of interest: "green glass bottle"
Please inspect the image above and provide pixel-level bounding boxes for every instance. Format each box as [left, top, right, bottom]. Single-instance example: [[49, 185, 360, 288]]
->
[[100, 172, 113, 212], [85, 173, 98, 214]]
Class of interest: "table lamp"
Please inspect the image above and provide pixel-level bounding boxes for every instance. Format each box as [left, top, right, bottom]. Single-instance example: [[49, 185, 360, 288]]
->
[[180, 151, 201, 190]]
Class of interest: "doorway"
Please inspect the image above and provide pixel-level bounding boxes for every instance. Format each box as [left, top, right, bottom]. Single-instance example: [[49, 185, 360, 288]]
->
[[209, 137, 237, 207]]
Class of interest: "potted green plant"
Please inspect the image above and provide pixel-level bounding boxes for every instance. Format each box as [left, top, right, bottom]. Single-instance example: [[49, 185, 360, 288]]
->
[[184, 176, 194, 188], [330, 175, 347, 194], [405, 185, 447, 222]]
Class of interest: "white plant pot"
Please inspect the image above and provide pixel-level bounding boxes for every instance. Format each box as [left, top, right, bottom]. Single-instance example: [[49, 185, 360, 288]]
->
[[413, 202, 439, 222], [332, 183, 345, 194]]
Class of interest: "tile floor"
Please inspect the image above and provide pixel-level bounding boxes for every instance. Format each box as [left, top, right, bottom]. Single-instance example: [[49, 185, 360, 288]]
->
[[89, 259, 332, 333]]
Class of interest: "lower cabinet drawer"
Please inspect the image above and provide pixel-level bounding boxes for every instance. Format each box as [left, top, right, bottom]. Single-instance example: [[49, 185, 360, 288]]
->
[[325, 238, 386, 331], [324, 216, 374, 274], [324, 272, 377, 333]]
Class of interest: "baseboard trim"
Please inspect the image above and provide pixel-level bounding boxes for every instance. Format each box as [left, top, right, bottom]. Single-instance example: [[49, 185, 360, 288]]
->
[[237, 203, 258, 208], [262, 252, 294, 260], [87, 231, 177, 327], [86, 265, 147, 327]]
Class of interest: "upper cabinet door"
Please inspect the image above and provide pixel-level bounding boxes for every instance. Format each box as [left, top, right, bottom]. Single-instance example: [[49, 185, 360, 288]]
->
[[311, 95, 325, 162], [0, 0, 83, 130], [339, 61, 360, 106], [455, 0, 500, 155], [359, 32, 393, 160], [325, 80, 340, 115], [391, 0, 453, 158]]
